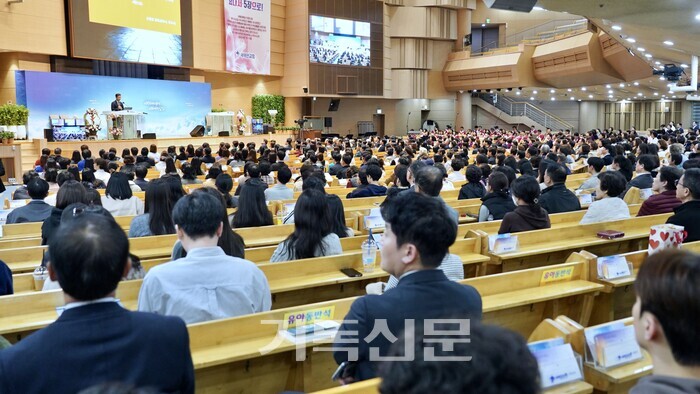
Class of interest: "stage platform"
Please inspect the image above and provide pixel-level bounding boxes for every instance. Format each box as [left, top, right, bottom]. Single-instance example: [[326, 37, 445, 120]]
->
[[15, 134, 294, 175]]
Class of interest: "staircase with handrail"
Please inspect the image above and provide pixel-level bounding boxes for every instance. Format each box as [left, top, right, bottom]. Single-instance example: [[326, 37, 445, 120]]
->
[[475, 94, 574, 131]]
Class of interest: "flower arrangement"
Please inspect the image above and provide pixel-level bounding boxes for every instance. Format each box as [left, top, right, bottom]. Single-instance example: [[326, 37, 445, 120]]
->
[[236, 109, 247, 135], [84, 108, 102, 135], [109, 127, 123, 139]]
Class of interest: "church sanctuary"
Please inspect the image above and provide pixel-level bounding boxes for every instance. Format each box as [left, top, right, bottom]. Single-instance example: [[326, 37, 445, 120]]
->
[[2, 0, 700, 393]]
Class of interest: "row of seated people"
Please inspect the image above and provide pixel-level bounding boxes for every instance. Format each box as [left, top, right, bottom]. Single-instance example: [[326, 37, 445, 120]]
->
[[1, 186, 698, 393]]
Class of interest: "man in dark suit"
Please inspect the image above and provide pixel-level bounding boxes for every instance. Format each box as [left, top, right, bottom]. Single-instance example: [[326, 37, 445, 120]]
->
[[0, 212, 194, 393], [333, 192, 483, 382], [111, 93, 124, 111], [539, 164, 581, 214], [622, 154, 655, 198], [6, 177, 52, 224]]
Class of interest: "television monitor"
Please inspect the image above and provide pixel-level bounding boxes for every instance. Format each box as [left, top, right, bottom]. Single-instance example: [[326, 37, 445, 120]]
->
[[310, 15, 371, 67], [68, 0, 194, 67]]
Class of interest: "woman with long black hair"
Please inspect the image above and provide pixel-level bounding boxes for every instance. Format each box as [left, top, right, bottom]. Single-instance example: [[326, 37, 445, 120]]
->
[[231, 183, 273, 228], [270, 189, 342, 262], [498, 175, 551, 234], [129, 178, 175, 237]]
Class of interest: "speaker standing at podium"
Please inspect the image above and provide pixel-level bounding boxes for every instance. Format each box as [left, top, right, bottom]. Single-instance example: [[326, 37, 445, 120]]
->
[[111, 93, 124, 111]]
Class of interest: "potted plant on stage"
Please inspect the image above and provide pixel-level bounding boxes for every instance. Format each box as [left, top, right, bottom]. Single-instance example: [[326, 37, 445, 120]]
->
[[110, 126, 123, 140], [0, 104, 29, 139], [0, 105, 10, 135], [236, 109, 248, 136], [1, 131, 9, 144], [84, 108, 102, 140], [15, 105, 28, 140]]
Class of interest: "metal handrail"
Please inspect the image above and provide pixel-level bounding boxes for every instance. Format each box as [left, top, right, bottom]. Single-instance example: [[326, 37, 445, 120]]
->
[[505, 18, 586, 46], [478, 94, 574, 131]]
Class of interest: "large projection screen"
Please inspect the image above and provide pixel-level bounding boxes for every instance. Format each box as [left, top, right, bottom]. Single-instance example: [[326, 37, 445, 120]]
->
[[69, 0, 194, 67]]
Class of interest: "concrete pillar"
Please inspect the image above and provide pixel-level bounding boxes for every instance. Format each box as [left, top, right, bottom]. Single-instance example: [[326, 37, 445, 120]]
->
[[456, 92, 472, 129]]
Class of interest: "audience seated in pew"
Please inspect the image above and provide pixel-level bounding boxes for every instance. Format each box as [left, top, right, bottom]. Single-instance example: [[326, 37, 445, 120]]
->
[[6, 177, 53, 224], [128, 178, 176, 238], [346, 164, 387, 198], [579, 171, 631, 224], [667, 168, 700, 243], [458, 164, 486, 200], [333, 192, 482, 382], [623, 154, 656, 198], [499, 175, 550, 234], [578, 156, 604, 190], [414, 165, 459, 225], [478, 171, 516, 222], [366, 253, 464, 295], [637, 166, 683, 216], [139, 192, 270, 324], [41, 180, 88, 245], [327, 194, 354, 238], [630, 249, 700, 393], [265, 165, 294, 201], [378, 323, 540, 394], [101, 172, 144, 217], [271, 189, 343, 262], [0, 213, 194, 394], [0, 260, 12, 296], [231, 181, 274, 229], [215, 173, 238, 209], [538, 163, 581, 214]]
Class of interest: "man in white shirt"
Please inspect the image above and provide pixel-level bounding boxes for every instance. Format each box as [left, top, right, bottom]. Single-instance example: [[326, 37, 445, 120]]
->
[[138, 192, 271, 324], [93, 158, 111, 185]]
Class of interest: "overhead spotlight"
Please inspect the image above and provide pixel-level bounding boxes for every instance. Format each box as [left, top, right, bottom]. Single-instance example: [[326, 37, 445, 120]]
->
[[612, 25, 622, 31], [530, 97, 535, 101], [569, 97, 575, 100], [637, 93, 643, 96], [505, 88, 511, 92], [653, 92, 658, 96], [608, 90, 614, 94], [626, 37, 636, 43], [681, 64, 689, 68], [533, 90, 538, 94], [619, 83, 625, 87], [633, 82, 639, 86], [644, 53, 652, 58], [655, 61, 661, 65], [550, 97, 556, 101], [696, 13, 700, 20], [663, 41, 674, 46], [581, 87, 587, 91], [516, 91, 521, 95], [481, 23, 486, 27], [637, 47, 645, 52], [588, 94, 594, 98], [459, 90, 464, 94], [550, 89, 555, 93], [606, 84, 612, 88], [567, 88, 572, 92]]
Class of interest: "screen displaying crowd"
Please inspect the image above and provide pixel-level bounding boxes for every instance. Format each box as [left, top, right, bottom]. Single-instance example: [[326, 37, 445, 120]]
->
[[310, 15, 371, 67]]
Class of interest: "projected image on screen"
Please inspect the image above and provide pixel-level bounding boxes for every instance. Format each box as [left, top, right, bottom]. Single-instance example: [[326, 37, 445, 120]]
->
[[70, 0, 193, 67], [310, 15, 371, 67]]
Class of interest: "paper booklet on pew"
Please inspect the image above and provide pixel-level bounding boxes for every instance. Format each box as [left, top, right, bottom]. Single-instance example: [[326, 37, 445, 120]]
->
[[578, 193, 593, 206], [584, 322, 642, 369], [528, 339, 584, 389], [488, 234, 519, 254], [596, 255, 632, 280], [364, 208, 385, 230], [639, 188, 653, 200]]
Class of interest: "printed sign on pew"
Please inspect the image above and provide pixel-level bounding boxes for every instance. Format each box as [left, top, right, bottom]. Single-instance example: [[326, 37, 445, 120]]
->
[[539, 266, 574, 286], [584, 322, 643, 369], [279, 306, 340, 345], [488, 233, 519, 254], [528, 338, 584, 389], [596, 255, 632, 280]]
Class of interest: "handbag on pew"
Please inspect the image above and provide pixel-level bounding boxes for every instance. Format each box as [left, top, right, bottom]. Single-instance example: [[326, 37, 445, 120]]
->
[[648, 224, 686, 255]]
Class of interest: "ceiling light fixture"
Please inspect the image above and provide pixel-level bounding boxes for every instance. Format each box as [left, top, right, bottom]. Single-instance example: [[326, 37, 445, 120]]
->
[[611, 25, 622, 31], [663, 41, 674, 46], [637, 93, 643, 96], [533, 90, 538, 94], [567, 88, 572, 92], [588, 94, 594, 98], [626, 38, 636, 43], [637, 47, 645, 52], [581, 87, 587, 91], [530, 97, 535, 101], [681, 64, 689, 68], [653, 92, 658, 96], [551, 97, 556, 101], [570, 97, 575, 100], [619, 83, 625, 87], [516, 91, 521, 95], [633, 82, 639, 86], [696, 13, 700, 20], [550, 89, 555, 93], [606, 84, 612, 88], [644, 53, 652, 58], [608, 90, 614, 94]]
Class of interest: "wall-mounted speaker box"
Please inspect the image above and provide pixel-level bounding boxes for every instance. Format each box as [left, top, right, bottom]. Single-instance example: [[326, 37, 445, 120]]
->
[[142, 133, 156, 139], [324, 117, 333, 127], [482, 0, 537, 12], [190, 125, 205, 137], [218, 131, 230, 137], [328, 99, 340, 112]]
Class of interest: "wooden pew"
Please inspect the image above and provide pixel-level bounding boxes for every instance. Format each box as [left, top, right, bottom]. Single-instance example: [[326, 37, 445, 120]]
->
[[568, 241, 700, 325], [527, 318, 595, 394], [483, 214, 671, 274], [556, 316, 653, 394], [189, 261, 603, 392], [312, 379, 380, 393]]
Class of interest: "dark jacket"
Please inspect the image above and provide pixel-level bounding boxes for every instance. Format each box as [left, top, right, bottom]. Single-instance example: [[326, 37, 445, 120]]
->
[[539, 183, 581, 214], [7, 200, 53, 224], [270, 161, 288, 172], [0, 158, 5, 194], [480, 191, 516, 221], [134, 178, 150, 192], [41, 207, 63, 245], [347, 184, 387, 199], [623, 173, 654, 198], [328, 163, 344, 177], [0, 302, 194, 394], [637, 190, 682, 216], [0, 260, 12, 296], [631, 374, 700, 394], [601, 154, 613, 166], [458, 182, 486, 200], [517, 158, 536, 177], [333, 269, 482, 381], [499, 205, 551, 234], [667, 200, 700, 243]]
